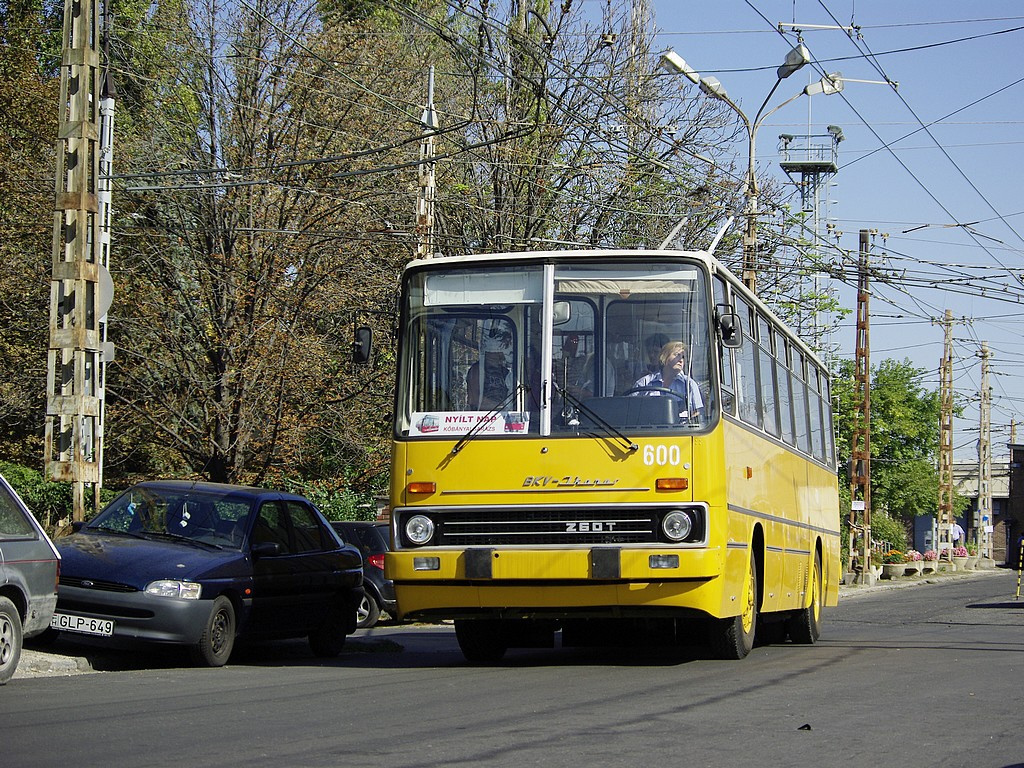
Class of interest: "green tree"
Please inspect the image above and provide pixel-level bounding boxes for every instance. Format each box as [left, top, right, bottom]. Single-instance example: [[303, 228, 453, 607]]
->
[[106, 0, 412, 486], [0, 0, 62, 467], [833, 357, 967, 535]]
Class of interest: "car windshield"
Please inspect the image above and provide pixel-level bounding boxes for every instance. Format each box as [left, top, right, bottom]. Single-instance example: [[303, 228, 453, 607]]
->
[[88, 487, 254, 549]]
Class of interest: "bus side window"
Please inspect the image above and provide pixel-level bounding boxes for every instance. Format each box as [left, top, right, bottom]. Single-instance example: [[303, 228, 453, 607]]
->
[[807, 364, 826, 461], [778, 340, 796, 446], [714, 277, 736, 415], [793, 353, 812, 455], [757, 316, 779, 437], [820, 371, 836, 467], [734, 296, 760, 428]]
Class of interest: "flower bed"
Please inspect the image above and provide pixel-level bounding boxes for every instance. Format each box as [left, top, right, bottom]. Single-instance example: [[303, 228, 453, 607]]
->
[[914, 550, 940, 573]]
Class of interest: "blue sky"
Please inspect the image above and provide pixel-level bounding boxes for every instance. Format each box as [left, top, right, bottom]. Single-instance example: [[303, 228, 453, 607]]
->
[[646, 0, 1024, 460]]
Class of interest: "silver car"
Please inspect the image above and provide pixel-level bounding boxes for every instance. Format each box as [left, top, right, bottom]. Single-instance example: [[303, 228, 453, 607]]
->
[[0, 473, 60, 684]]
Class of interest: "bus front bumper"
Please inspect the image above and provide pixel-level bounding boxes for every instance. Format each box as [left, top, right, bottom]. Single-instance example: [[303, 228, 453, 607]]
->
[[387, 546, 728, 620]]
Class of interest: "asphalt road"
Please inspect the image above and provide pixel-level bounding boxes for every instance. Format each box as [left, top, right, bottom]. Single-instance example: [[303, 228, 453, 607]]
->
[[4, 568, 1021, 768]]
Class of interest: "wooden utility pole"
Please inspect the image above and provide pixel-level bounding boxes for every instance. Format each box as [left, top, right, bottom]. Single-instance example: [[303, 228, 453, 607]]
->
[[935, 309, 956, 559], [414, 66, 438, 261], [978, 341, 993, 561], [849, 229, 872, 581], [45, 0, 110, 521]]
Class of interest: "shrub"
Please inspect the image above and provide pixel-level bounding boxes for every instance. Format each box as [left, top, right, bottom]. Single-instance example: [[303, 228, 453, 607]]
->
[[0, 461, 73, 527], [870, 511, 908, 552], [285, 479, 380, 522]]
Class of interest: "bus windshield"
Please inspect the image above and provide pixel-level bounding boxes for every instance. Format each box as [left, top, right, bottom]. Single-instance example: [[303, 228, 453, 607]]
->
[[397, 259, 717, 437]]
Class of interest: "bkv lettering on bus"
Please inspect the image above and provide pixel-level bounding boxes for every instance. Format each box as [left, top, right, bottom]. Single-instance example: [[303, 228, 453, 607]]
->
[[522, 476, 619, 487]]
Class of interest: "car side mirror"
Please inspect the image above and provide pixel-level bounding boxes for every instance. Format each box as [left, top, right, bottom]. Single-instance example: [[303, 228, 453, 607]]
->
[[353, 325, 373, 364], [71, 520, 85, 533], [251, 542, 281, 558]]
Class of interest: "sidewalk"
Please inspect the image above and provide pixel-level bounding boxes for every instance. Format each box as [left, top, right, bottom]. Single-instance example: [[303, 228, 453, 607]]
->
[[838, 562, 1008, 600]]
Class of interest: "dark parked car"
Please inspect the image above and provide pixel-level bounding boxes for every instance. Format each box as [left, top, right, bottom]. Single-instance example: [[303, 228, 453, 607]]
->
[[0, 473, 61, 684], [53, 481, 363, 667], [331, 521, 395, 628]]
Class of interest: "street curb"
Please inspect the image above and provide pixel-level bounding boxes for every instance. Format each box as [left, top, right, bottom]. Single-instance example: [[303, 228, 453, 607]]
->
[[13, 647, 94, 679], [838, 564, 1008, 600]]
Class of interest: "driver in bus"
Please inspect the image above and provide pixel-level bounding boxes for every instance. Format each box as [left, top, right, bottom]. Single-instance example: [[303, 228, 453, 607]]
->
[[630, 340, 704, 417]]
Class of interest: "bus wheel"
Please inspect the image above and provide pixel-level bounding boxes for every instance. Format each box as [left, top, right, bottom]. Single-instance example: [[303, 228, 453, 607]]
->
[[455, 619, 508, 663], [787, 552, 823, 644], [709, 552, 758, 660]]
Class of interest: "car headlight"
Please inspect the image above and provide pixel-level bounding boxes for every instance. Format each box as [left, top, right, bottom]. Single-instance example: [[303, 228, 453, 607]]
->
[[661, 510, 693, 542], [405, 514, 435, 546], [145, 580, 203, 599]]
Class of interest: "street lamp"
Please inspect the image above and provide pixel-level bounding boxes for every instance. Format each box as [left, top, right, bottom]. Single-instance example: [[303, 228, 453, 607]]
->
[[660, 46, 843, 294]]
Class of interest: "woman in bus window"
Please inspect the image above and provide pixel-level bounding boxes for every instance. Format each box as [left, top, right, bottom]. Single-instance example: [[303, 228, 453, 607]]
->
[[631, 341, 704, 417]]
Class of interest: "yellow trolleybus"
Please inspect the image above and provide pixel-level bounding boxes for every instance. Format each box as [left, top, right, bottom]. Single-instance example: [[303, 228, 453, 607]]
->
[[384, 249, 840, 661]]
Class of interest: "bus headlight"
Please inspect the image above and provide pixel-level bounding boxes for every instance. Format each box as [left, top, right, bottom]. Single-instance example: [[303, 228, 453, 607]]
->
[[405, 514, 435, 546], [661, 510, 693, 542]]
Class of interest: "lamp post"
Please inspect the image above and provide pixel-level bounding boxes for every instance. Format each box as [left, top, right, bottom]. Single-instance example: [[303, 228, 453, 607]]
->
[[660, 47, 843, 294]]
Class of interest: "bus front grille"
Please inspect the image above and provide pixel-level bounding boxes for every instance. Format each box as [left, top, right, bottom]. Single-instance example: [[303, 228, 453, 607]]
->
[[435, 508, 657, 546]]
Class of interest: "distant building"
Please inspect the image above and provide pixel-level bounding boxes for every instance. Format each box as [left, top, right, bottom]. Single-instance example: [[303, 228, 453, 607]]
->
[[914, 461, 1010, 560], [1007, 445, 1024, 566], [953, 459, 1011, 563]]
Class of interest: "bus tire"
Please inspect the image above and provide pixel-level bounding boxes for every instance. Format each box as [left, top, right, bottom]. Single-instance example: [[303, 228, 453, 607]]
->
[[787, 552, 823, 644], [455, 619, 507, 663], [709, 552, 758, 660]]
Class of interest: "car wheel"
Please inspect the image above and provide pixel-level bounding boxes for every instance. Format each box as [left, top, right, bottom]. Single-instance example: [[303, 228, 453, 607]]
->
[[0, 596, 24, 685], [190, 596, 236, 667], [309, 607, 348, 658], [356, 592, 381, 629]]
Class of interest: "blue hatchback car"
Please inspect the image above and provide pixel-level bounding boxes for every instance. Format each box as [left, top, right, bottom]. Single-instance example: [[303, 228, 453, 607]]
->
[[54, 481, 363, 666]]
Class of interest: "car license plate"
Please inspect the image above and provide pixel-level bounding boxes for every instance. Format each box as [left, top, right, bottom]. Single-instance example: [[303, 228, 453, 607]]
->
[[51, 612, 115, 637]]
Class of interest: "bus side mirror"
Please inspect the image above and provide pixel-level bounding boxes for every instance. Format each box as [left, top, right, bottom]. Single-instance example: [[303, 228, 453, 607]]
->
[[353, 326, 373, 364], [553, 301, 571, 326], [719, 311, 742, 349]]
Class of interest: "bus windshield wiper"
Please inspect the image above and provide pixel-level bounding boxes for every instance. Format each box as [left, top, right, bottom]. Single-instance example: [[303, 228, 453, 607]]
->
[[557, 386, 638, 454], [450, 386, 523, 455]]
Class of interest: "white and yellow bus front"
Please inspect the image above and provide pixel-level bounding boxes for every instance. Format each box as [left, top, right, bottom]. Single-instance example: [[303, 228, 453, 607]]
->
[[385, 250, 832, 660]]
